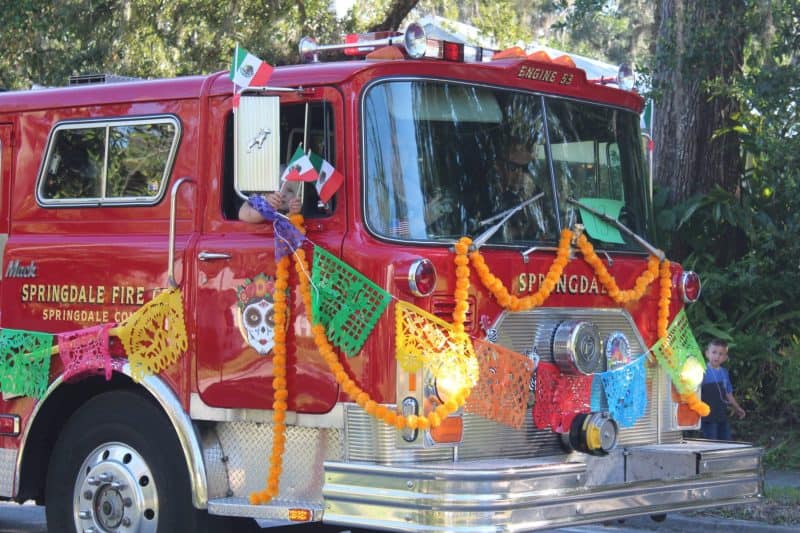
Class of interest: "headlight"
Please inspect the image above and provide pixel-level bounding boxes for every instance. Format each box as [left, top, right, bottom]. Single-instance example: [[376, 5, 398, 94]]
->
[[679, 357, 705, 391]]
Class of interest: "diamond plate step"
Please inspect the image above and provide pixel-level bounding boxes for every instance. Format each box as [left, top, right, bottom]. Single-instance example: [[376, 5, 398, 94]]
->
[[208, 496, 323, 522]]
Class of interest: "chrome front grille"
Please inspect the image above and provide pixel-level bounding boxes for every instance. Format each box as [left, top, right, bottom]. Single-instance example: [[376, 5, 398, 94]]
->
[[344, 407, 564, 463], [495, 307, 647, 358], [494, 307, 673, 446], [345, 307, 679, 464]]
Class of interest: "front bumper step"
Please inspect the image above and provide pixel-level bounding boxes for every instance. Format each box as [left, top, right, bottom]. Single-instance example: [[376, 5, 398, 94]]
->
[[322, 440, 762, 532]]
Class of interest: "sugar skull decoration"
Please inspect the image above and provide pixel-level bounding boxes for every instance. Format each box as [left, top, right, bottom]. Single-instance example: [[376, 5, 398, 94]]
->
[[237, 273, 279, 355]]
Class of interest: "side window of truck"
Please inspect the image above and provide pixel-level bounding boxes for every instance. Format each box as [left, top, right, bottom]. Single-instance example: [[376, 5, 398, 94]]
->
[[222, 101, 336, 220], [38, 116, 180, 205]]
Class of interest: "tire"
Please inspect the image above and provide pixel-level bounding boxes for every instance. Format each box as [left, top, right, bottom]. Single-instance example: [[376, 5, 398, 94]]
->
[[45, 390, 217, 533]]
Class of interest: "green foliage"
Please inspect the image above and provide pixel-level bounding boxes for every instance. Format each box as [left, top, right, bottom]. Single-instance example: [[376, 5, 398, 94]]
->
[[0, 0, 650, 90], [655, 182, 800, 438], [762, 427, 800, 470], [652, 0, 800, 443], [0, 0, 353, 89], [414, 0, 542, 48], [550, 0, 654, 68]]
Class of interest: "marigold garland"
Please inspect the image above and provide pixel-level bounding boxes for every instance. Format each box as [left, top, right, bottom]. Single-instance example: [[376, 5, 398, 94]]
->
[[461, 227, 709, 418], [248, 214, 709, 504], [469, 229, 573, 312], [576, 233, 660, 304], [453, 237, 473, 333], [249, 255, 290, 505], [291, 218, 470, 433], [655, 260, 710, 417]]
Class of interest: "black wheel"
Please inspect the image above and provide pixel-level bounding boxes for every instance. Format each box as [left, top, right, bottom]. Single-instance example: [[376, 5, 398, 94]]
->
[[45, 390, 216, 533], [650, 513, 668, 522]]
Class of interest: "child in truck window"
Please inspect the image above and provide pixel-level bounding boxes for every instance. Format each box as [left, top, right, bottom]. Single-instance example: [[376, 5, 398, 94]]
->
[[701, 339, 746, 440]]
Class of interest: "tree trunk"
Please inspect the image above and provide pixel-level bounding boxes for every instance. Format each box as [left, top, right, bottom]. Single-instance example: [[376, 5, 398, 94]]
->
[[652, 0, 747, 204]]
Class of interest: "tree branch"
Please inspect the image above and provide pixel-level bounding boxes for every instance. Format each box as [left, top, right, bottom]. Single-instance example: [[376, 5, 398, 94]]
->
[[367, 0, 419, 33]]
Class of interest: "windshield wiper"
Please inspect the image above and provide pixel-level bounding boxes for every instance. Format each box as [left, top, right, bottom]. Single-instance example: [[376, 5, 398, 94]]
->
[[566, 197, 665, 261], [472, 192, 545, 249]]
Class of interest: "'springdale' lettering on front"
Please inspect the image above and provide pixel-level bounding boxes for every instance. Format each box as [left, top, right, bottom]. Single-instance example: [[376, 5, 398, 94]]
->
[[517, 273, 607, 295]]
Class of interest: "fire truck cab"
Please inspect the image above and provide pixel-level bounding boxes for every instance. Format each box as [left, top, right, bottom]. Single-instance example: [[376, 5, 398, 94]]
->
[[0, 24, 761, 533]]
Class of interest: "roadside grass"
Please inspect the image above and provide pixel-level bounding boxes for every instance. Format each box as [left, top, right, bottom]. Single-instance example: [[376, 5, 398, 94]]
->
[[736, 417, 799, 470], [685, 423, 800, 526], [761, 432, 800, 470]]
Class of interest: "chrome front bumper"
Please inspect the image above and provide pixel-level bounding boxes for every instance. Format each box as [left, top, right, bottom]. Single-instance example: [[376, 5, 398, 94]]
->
[[322, 440, 762, 532]]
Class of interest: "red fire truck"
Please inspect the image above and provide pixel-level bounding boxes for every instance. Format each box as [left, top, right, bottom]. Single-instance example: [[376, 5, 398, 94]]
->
[[0, 24, 761, 532]]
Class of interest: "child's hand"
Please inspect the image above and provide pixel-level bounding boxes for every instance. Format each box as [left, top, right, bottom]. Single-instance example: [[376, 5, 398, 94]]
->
[[266, 192, 283, 210]]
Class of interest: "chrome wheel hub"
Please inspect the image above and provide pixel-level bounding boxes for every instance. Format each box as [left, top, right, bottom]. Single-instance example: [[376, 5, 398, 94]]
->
[[73, 442, 158, 532]]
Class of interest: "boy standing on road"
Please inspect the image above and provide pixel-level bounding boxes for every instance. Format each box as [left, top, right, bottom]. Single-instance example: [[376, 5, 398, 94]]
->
[[701, 339, 746, 440]]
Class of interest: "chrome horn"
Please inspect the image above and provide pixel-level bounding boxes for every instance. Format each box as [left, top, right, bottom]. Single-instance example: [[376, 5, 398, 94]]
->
[[299, 23, 427, 63]]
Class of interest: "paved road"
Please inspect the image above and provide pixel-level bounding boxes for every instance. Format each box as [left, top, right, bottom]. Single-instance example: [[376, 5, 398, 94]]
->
[[0, 502, 45, 533], [0, 505, 671, 533], [0, 504, 787, 533], [0, 506, 792, 533], [0, 504, 674, 533]]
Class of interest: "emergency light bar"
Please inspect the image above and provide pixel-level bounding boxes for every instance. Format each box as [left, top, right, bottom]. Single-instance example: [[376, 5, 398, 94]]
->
[[299, 23, 496, 63]]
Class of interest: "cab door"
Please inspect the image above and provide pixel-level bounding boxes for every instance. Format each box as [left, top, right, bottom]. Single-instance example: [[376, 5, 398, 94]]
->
[[194, 89, 344, 413]]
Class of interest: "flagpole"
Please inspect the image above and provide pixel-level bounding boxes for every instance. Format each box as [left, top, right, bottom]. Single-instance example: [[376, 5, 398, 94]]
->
[[232, 43, 239, 104], [303, 102, 310, 154]]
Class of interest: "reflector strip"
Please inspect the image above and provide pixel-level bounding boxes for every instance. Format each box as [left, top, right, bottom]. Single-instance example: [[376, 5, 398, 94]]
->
[[288, 508, 312, 522], [0, 415, 20, 437], [429, 415, 463, 444]]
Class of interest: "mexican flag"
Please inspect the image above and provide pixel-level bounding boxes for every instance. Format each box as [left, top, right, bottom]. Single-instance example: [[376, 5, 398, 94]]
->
[[309, 152, 344, 203], [281, 146, 318, 183], [230, 45, 273, 89]]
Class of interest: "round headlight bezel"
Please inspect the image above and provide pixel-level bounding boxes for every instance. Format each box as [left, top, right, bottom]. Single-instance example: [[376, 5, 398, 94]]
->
[[680, 270, 702, 303]]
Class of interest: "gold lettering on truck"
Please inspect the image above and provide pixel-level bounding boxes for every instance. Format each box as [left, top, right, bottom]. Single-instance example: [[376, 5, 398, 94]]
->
[[21, 283, 106, 304], [517, 66, 573, 85], [516, 273, 606, 295], [19, 283, 148, 323]]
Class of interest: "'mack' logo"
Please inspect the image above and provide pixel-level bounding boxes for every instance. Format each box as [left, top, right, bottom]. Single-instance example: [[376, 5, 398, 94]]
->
[[5, 260, 37, 278]]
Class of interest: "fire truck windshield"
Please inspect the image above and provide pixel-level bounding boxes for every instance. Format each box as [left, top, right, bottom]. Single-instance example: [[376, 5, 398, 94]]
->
[[363, 79, 651, 249]]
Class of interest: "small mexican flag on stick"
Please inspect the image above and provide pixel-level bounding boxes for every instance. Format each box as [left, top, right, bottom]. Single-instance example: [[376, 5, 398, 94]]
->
[[281, 146, 319, 183], [309, 152, 344, 203]]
